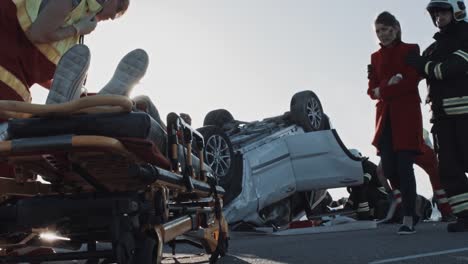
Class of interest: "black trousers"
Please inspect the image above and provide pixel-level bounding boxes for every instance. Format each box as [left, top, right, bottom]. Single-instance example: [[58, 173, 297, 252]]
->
[[379, 118, 417, 217], [433, 118, 468, 218]]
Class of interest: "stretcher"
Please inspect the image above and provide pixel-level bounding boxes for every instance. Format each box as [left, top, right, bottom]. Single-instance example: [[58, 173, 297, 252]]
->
[[0, 95, 228, 264]]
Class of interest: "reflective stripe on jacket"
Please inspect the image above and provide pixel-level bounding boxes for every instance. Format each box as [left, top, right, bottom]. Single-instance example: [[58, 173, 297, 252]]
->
[[423, 22, 468, 120], [13, 0, 102, 65], [0, 0, 101, 102]]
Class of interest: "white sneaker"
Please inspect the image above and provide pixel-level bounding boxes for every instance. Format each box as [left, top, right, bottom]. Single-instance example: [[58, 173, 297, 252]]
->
[[46, 45, 90, 104], [98, 49, 149, 97]]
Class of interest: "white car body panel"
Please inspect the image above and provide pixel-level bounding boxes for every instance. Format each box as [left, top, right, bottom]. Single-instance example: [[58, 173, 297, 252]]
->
[[224, 126, 363, 224]]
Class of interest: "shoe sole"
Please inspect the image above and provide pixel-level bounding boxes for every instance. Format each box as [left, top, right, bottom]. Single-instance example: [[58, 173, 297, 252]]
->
[[99, 49, 149, 96], [46, 45, 90, 104]]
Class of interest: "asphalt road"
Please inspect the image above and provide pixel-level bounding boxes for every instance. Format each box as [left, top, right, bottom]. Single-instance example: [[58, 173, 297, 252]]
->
[[161, 222, 468, 264]]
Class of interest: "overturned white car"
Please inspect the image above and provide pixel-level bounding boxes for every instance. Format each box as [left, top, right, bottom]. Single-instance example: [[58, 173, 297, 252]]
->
[[197, 90, 363, 225]]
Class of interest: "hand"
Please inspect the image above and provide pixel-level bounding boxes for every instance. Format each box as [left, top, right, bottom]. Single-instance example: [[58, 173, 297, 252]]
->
[[405, 51, 427, 74], [367, 64, 373, 80], [73, 15, 98, 35], [387, 73, 403, 85], [373, 87, 381, 99]]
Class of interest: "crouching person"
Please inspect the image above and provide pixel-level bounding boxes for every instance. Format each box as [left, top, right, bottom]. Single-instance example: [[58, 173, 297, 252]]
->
[[344, 149, 388, 220]]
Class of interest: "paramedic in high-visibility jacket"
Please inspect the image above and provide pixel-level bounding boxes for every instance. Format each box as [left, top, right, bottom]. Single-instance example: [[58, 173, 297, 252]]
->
[[0, 0, 129, 177]]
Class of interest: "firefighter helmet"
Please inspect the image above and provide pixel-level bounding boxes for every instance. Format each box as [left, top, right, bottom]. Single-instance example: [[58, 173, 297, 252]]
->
[[427, 0, 467, 24]]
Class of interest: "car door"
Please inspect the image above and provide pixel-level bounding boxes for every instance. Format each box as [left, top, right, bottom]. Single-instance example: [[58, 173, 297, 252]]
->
[[244, 136, 297, 211], [284, 129, 363, 191]]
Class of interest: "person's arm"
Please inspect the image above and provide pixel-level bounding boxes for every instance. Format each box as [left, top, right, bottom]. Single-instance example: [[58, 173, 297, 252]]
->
[[423, 47, 468, 81], [407, 40, 468, 81], [25, 0, 76, 43], [380, 45, 421, 100], [26, 0, 98, 44], [367, 55, 380, 100]]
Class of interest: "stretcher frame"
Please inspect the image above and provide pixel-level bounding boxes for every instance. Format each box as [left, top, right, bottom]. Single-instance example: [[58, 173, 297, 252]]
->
[[0, 95, 229, 264]]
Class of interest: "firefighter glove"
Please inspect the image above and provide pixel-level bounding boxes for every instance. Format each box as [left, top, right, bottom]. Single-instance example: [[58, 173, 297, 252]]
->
[[405, 51, 428, 75]]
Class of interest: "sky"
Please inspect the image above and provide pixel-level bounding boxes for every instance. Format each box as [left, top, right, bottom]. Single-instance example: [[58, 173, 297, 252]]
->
[[31, 1, 442, 199]]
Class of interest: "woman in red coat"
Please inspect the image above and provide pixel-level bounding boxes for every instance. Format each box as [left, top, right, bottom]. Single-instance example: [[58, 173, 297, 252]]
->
[[368, 11, 423, 235]]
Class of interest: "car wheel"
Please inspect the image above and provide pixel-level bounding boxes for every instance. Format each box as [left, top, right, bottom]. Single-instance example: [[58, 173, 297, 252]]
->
[[203, 109, 234, 128], [290, 90, 325, 131], [322, 113, 332, 130], [197, 126, 234, 182]]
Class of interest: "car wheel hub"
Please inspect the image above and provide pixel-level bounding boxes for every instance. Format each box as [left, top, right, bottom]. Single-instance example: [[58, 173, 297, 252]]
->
[[306, 97, 322, 130], [205, 135, 231, 178]]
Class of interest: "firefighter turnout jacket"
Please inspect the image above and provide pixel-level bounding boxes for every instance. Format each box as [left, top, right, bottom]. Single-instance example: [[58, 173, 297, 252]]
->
[[423, 21, 468, 120]]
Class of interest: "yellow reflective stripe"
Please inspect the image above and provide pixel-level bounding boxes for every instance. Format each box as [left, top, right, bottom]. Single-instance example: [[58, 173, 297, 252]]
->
[[438, 198, 449, 203], [425, 61, 432, 76], [13, 0, 32, 32], [85, 0, 103, 14], [363, 173, 372, 181], [357, 202, 370, 212], [35, 44, 61, 65], [358, 202, 369, 207], [445, 106, 468, 115], [378, 187, 387, 194], [14, 0, 61, 65], [454, 50, 468, 62], [435, 63, 443, 80], [452, 202, 468, 214], [448, 193, 468, 204], [443, 96, 468, 106], [0, 65, 31, 102]]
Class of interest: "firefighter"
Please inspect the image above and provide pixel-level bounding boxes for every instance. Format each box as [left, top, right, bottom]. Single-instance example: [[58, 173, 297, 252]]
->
[[345, 149, 388, 220], [406, 0, 468, 232]]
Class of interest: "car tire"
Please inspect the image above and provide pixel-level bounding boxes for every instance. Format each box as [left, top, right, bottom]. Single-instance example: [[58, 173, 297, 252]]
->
[[197, 126, 235, 184], [203, 109, 234, 128], [322, 113, 331, 130], [290, 90, 325, 132]]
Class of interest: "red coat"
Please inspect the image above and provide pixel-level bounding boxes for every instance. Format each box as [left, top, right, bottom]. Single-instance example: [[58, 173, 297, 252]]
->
[[368, 41, 423, 153]]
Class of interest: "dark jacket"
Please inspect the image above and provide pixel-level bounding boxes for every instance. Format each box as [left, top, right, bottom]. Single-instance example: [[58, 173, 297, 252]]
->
[[423, 21, 468, 121], [368, 41, 423, 153]]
